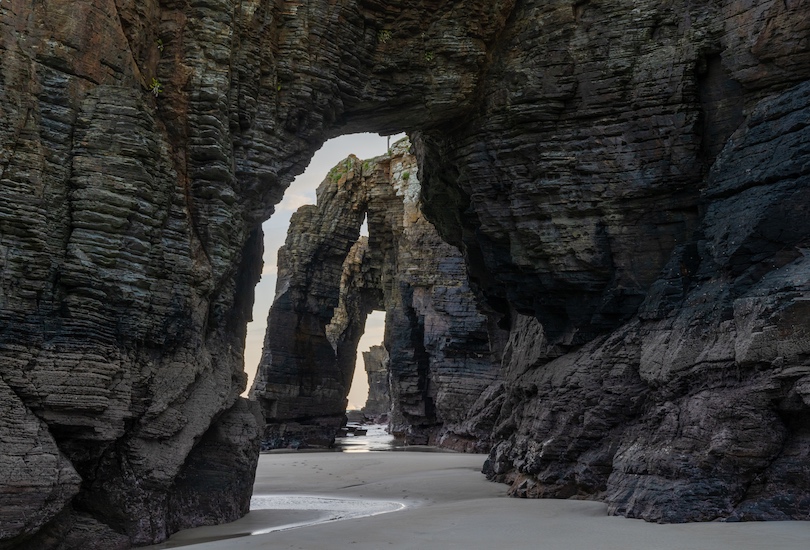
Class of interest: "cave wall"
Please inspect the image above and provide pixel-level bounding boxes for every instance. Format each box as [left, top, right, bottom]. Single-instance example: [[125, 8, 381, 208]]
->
[[251, 140, 502, 451], [0, 0, 808, 546], [414, 1, 810, 521]]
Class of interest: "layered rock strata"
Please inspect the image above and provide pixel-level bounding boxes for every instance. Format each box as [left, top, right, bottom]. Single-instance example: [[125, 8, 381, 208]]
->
[[431, 2, 810, 522], [251, 141, 501, 450], [250, 154, 370, 448], [484, 80, 810, 521], [361, 345, 391, 419], [1, 1, 271, 546], [2, 0, 515, 544], [0, 0, 808, 546]]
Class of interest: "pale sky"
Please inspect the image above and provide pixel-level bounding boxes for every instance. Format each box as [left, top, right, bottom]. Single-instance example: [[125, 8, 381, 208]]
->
[[244, 133, 404, 409]]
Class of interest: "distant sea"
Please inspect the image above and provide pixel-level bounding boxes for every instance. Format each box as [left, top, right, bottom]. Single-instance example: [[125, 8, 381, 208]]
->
[[334, 423, 397, 452], [334, 424, 452, 453]]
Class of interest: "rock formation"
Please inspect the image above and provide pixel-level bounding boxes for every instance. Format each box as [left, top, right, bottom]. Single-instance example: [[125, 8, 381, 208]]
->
[[0, 0, 808, 546], [251, 140, 501, 450], [361, 345, 391, 419], [1, 1, 270, 546], [249, 154, 371, 449], [440, 3, 810, 522], [483, 78, 810, 521]]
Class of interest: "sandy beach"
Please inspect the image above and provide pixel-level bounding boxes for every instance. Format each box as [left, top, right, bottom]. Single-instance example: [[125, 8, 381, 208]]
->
[[145, 449, 810, 550]]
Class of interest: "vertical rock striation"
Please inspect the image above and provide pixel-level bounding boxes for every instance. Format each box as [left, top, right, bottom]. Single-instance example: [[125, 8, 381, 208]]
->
[[446, 1, 810, 522], [0, 0, 808, 545], [361, 345, 391, 419], [251, 140, 502, 450]]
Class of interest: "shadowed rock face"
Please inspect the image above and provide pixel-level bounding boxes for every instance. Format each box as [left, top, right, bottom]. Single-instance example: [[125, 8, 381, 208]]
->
[[362, 345, 391, 419], [0, 1, 515, 546], [455, 3, 810, 522], [0, 0, 808, 546], [251, 141, 501, 451], [250, 154, 373, 449]]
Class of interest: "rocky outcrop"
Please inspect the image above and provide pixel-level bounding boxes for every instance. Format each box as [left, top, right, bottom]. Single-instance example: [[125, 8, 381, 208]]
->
[[251, 140, 502, 450], [445, 3, 810, 522], [250, 154, 371, 448], [382, 149, 504, 449], [1, 1, 270, 546], [361, 345, 391, 419], [0, 0, 808, 545], [0, 379, 82, 544]]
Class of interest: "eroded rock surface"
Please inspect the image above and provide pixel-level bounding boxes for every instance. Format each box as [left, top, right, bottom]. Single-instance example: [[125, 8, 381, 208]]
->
[[361, 345, 390, 419], [451, 2, 810, 522], [1, 0, 515, 544], [1, 0, 268, 546], [0, 0, 808, 545], [250, 154, 370, 448], [251, 141, 501, 450]]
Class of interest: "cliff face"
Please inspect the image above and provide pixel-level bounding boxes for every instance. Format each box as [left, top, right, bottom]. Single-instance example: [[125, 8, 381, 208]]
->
[[361, 345, 390, 419], [424, 2, 810, 522], [0, 0, 808, 546], [0, 1, 269, 547], [482, 78, 810, 521], [251, 141, 501, 450]]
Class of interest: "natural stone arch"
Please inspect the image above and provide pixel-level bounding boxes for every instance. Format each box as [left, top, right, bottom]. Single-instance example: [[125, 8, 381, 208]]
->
[[0, 1, 518, 545], [1, 0, 809, 547], [251, 140, 502, 450], [0, 2, 517, 546]]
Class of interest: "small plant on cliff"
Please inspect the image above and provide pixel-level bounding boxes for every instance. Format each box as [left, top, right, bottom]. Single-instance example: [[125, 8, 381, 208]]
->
[[155, 38, 164, 52], [402, 171, 410, 181], [328, 165, 345, 183], [148, 78, 163, 97], [424, 51, 435, 62], [377, 29, 392, 44]]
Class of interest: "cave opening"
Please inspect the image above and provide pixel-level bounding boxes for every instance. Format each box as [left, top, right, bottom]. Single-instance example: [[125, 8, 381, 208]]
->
[[247, 132, 424, 450]]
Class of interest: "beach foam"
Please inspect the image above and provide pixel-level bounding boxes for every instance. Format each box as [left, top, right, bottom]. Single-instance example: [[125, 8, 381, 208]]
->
[[249, 495, 405, 534]]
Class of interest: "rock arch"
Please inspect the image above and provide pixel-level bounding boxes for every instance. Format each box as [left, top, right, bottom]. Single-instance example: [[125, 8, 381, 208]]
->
[[1, 0, 809, 547], [0, 2, 516, 545], [251, 139, 501, 450]]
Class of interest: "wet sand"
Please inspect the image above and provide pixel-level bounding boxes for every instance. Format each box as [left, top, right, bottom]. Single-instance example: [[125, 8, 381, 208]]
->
[[151, 451, 810, 549]]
